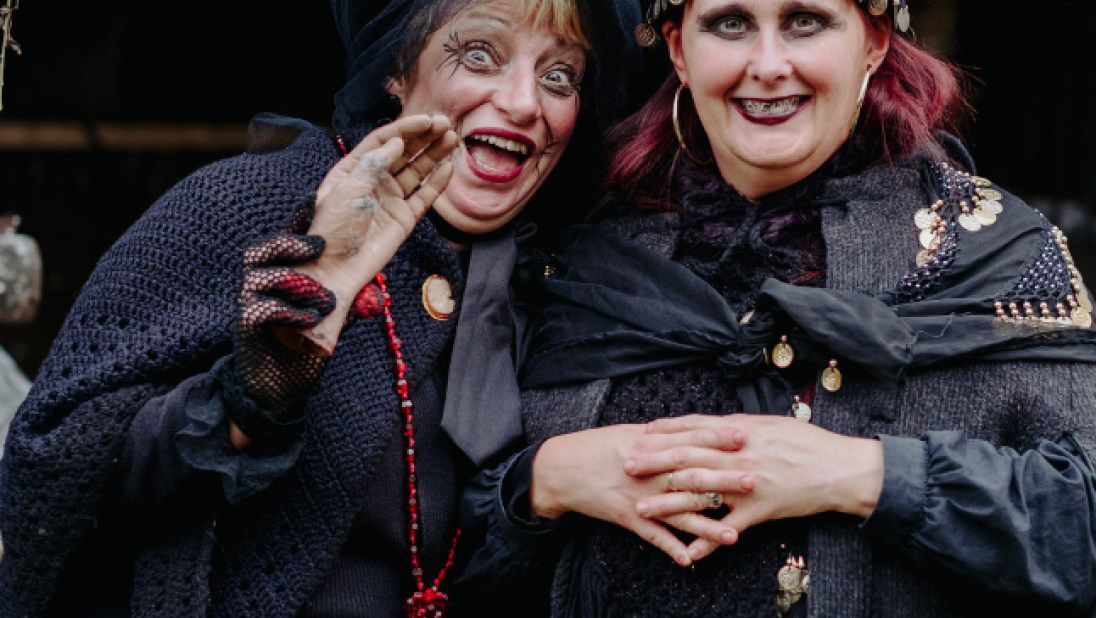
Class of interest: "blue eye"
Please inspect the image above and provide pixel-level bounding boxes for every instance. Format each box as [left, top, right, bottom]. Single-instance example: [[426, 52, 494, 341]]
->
[[544, 70, 570, 85], [788, 14, 827, 34], [717, 17, 747, 34], [466, 48, 492, 65]]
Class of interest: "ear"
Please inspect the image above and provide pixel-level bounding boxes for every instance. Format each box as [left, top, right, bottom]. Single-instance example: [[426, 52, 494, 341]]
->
[[661, 19, 689, 86], [864, 21, 891, 74], [386, 76, 408, 102]]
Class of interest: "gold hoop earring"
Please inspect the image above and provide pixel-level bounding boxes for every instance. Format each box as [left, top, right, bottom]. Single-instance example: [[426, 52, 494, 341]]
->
[[673, 83, 713, 166], [849, 68, 872, 136]]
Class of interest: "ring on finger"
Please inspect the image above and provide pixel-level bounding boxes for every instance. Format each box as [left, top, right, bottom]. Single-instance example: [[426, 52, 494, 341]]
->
[[667, 472, 678, 492], [705, 491, 724, 509]]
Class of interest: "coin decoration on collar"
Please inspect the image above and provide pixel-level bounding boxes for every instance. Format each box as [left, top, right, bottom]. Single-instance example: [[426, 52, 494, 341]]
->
[[821, 360, 843, 392], [772, 335, 794, 369], [792, 396, 812, 423]]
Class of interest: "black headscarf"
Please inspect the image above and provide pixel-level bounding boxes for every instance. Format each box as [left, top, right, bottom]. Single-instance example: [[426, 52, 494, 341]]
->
[[328, 0, 645, 131]]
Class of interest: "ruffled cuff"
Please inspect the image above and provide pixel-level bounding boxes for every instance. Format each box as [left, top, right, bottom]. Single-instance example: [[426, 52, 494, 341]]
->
[[500, 440, 560, 534], [213, 354, 307, 449], [175, 356, 304, 505], [860, 434, 928, 547]]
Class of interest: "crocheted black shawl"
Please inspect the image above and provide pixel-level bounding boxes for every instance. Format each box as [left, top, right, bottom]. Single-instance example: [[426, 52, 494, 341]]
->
[[0, 124, 470, 618]]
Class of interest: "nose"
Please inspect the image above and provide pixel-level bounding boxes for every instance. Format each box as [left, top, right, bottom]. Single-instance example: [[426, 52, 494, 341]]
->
[[746, 30, 792, 86], [492, 62, 542, 126]]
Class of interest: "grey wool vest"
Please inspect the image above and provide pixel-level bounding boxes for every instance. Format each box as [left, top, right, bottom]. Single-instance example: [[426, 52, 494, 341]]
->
[[521, 158, 1096, 618]]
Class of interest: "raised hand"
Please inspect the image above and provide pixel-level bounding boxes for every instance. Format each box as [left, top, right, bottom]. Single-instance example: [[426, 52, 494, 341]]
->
[[292, 115, 458, 354], [626, 414, 884, 562]]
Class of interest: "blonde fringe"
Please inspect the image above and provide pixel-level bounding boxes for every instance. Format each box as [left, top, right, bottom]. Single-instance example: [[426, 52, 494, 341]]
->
[[511, 0, 589, 49]]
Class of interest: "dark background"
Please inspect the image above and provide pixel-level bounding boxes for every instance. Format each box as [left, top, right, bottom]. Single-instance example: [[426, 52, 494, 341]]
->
[[2, 0, 1095, 378]]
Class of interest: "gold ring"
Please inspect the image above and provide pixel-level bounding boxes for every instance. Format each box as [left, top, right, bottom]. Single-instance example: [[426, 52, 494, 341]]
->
[[667, 472, 677, 492], [706, 492, 724, 509]]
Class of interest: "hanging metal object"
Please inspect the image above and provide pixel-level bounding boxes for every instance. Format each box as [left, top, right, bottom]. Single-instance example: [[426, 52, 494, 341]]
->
[[0, 214, 42, 324], [0, 0, 21, 112]]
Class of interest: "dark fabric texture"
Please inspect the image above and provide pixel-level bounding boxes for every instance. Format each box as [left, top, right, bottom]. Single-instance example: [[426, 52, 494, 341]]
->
[[0, 124, 469, 618], [441, 227, 524, 467], [521, 194, 1096, 398], [490, 151, 1096, 618], [453, 446, 560, 618]]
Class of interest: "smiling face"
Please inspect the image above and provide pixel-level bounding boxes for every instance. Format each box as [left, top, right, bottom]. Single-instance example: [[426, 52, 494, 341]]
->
[[390, 0, 587, 234], [663, 0, 888, 200]]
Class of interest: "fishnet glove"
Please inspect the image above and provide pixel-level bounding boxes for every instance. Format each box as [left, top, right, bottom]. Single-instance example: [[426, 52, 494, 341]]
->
[[226, 203, 335, 443]]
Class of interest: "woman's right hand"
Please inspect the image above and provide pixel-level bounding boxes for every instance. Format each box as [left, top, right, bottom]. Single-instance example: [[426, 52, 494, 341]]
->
[[529, 425, 750, 566], [291, 115, 458, 354]]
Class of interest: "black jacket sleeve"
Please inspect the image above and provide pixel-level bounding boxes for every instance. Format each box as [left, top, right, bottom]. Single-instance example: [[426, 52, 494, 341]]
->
[[453, 444, 563, 617], [118, 356, 304, 514], [862, 431, 1096, 612]]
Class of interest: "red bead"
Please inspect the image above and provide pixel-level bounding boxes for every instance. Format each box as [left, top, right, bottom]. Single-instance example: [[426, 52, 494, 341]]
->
[[375, 271, 460, 615]]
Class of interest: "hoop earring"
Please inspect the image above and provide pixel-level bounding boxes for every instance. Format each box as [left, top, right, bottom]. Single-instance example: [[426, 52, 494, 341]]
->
[[673, 83, 713, 166], [849, 69, 872, 136]]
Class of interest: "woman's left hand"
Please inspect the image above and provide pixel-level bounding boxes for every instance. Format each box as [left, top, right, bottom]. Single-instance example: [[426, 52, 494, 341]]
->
[[624, 414, 884, 562]]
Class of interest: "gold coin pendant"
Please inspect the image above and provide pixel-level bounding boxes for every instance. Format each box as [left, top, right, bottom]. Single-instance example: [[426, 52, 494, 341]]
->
[[919, 229, 937, 250], [914, 208, 938, 230], [822, 366, 843, 392], [772, 341, 795, 368], [792, 401, 813, 423], [958, 213, 982, 232], [1073, 307, 1093, 329], [972, 207, 997, 226]]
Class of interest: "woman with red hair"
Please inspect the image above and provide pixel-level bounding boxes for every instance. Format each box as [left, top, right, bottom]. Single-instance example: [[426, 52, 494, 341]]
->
[[459, 0, 1096, 616]]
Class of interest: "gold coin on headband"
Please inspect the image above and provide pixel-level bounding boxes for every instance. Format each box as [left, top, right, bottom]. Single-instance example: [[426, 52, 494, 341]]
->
[[896, 6, 911, 31], [868, 0, 888, 15], [634, 23, 658, 47]]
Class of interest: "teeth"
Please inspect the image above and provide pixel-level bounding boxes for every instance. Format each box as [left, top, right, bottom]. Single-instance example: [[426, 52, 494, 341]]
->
[[741, 97, 801, 116], [469, 134, 529, 156]]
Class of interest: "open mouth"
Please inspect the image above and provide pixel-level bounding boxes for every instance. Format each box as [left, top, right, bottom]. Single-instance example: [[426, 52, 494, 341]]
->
[[463, 130, 535, 183], [734, 96, 809, 125]]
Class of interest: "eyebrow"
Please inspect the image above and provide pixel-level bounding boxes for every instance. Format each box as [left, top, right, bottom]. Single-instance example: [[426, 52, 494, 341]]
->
[[696, 0, 834, 21], [455, 9, 513, 30], [454, 8, 586, 54]]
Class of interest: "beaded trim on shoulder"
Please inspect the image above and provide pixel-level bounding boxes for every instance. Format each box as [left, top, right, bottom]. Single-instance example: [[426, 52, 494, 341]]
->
[[898, 161, 1094, 333]]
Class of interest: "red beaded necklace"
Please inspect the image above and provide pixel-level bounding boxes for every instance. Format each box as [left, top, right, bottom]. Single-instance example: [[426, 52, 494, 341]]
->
[[336, 136, 462, 618]]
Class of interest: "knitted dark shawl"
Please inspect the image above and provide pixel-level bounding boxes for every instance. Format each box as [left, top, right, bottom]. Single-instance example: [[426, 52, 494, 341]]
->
[[0, 125, 466, 618]]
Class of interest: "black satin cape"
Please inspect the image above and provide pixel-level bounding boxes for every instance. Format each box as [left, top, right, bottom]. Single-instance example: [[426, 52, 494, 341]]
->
[[520, 208, 1096, 416]]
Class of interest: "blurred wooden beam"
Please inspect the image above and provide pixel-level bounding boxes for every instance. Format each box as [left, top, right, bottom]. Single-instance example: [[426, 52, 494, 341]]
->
[[0, 122, 249, 151]]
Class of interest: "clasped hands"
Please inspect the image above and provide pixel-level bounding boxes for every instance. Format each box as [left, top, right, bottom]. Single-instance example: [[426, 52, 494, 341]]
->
[[530, 414, 883, 567]]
